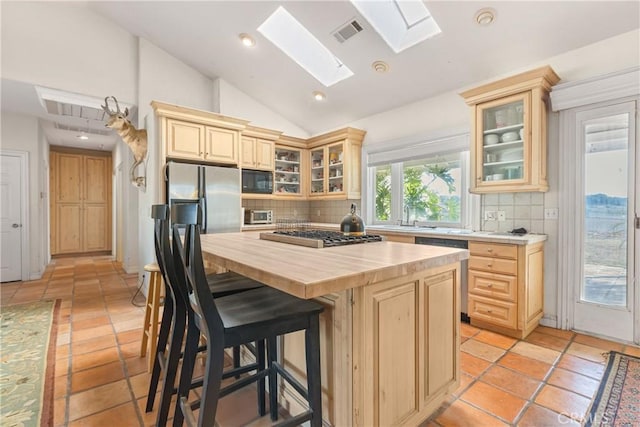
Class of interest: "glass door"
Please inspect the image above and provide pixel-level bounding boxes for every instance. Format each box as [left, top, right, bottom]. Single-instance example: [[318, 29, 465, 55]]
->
[[476, 93, 529, 186], [274, 147, 302, 196], [573, 101, 638, 342], [310, 148, 325, 195]]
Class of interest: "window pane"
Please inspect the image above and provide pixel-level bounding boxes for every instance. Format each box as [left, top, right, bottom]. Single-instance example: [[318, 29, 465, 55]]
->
[[374, 165, 391, 221], [582, 113, 629, 306], [402, 155, 461, 224]]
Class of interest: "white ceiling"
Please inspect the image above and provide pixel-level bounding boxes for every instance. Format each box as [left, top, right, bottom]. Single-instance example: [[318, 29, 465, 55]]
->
[[2, 1, 639, 148]]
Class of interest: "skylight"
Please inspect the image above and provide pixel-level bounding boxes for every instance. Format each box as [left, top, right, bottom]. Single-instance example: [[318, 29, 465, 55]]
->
[[351, 0, 441, 53], [257, 6, 353, 87]]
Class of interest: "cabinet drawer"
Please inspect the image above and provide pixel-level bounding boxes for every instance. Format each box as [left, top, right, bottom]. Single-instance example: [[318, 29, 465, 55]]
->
[[469, 256, 517, 275], [469, 242, 517, 259], [469, 295, 517, 329], [469, 270, 517, 302]]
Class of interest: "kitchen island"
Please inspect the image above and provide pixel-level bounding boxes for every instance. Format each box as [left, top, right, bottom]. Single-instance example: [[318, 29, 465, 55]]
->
[[199, 231, 468, 426]]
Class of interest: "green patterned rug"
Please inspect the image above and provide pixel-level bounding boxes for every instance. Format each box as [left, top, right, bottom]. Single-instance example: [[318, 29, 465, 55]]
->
[[1, 299, 60, 427]]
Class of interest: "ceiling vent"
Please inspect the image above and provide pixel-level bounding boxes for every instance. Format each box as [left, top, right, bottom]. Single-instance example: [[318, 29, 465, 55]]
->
[[43, 100, 108, 122], [333, 19, 363, 43], [35, 86, 133, 122], [53, 122, 112, 136]]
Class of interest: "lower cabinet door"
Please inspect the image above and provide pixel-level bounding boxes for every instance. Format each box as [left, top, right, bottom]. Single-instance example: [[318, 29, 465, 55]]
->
[[469, 294, 517, 329], [84, 204, 109, 251], [57, 204, 82, 253]]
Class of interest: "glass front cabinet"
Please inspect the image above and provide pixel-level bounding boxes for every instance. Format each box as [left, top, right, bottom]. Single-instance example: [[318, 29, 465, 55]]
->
[[307, 128, 365, 199], [461, 66, 560, 193], [274, 146, 303, 197]]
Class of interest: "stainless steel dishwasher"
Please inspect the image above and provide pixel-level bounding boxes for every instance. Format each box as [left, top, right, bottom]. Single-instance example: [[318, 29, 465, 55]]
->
[[415, 237, 470, 323]]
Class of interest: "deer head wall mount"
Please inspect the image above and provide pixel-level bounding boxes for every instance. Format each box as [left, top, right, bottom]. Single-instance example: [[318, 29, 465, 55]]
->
[[101, 96, 148, 189]]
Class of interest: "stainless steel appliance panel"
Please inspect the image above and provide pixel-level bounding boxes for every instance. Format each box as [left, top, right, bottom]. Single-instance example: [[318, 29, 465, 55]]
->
[[166, 161, 241, 234], [167, 161, 200, 201], [203, 165, 241, 233]]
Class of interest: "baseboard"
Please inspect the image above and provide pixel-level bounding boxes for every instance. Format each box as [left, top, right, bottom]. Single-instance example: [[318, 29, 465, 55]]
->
[[539, 315, 558, 328], [123, 264, 138, 274]]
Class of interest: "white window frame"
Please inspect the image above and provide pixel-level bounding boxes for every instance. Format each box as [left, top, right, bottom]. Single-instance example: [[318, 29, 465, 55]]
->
[[363, 130, 479, 230]]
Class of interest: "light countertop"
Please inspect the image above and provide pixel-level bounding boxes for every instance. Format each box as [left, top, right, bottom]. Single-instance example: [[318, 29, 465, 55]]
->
[[200, 231, 468, 299], [242, 223, 547, 245]]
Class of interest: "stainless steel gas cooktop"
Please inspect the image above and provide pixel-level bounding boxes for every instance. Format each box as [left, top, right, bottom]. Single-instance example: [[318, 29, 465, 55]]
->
[[259, 229, 383, 248]]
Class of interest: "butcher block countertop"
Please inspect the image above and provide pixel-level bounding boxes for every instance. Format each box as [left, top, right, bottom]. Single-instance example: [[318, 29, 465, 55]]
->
[[199, 231, 468, 299]]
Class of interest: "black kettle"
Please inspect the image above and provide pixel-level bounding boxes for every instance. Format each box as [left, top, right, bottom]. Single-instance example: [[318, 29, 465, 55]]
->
[[340, 203, 365, 236]]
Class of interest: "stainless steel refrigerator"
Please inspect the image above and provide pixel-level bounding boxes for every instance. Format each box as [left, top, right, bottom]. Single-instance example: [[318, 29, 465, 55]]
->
[[165, 161, 241, 233]]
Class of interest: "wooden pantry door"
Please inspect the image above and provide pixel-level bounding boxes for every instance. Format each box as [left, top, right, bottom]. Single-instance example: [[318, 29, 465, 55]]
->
[[50, 148, 112, 255]]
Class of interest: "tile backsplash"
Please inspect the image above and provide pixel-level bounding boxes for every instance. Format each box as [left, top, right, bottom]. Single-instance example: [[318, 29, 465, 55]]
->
[[242, 199, 359, 224], [481, 192, 545, 233]]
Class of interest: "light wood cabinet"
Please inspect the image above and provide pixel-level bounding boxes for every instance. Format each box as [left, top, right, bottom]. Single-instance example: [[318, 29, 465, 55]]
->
[[240, 125, 281, 171], [205, 126, 240, 164], [166, 118, 204, 159], [50, 149, 111, 255], [354, 264, 460, 426], [276, 263, 460, 427], [468, 241, 544, 338], [460, 66, 560, 193], [152, 101, 249, 166], [307, 128, 365, 200], [274, 145, 304, 197]]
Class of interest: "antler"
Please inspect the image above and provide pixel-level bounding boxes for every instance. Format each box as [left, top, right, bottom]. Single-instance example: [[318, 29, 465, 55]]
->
[[101, 96, 123, 116]]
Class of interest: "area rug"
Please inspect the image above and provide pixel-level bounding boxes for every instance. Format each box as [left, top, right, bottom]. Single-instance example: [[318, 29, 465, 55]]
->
[[585, 351, 640, 427], [0, 299, 60, 427]]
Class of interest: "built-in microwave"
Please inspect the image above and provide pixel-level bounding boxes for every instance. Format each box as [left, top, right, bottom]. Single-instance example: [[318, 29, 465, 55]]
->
[[242, 169, 273, 194]]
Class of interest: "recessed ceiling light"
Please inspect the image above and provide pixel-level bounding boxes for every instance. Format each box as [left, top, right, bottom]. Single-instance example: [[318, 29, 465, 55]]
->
[[372, 61, 390, 73], [312, 91, 326, 101], [77, 134, 89, 140], [239, 33, 255, 47], [475, 8, 496, 26]]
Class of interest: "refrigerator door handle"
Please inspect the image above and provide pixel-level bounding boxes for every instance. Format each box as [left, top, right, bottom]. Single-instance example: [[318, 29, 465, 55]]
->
[[199, 197, 207, 232], [199, 167, 207, 232]]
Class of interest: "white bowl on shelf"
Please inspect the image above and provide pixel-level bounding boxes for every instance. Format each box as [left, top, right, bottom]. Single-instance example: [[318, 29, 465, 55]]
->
[[501, 132, 519, 143], [484, 134, 499, 145]]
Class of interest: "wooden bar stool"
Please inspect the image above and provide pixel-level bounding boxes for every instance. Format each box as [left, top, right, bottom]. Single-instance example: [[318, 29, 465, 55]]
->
[[172, 204, 324, 427], [140, 262, 164, 372]]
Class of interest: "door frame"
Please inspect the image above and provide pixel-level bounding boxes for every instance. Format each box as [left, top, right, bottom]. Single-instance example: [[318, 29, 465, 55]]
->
[[0, 150, 30, 281], [558, 98, 638, 343]]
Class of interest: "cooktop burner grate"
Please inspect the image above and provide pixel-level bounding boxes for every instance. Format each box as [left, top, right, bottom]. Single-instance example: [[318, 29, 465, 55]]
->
[[260, 229, 383, 248]]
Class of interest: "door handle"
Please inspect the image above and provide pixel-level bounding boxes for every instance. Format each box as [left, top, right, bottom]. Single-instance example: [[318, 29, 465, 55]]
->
[[12, 223, 22, 228]]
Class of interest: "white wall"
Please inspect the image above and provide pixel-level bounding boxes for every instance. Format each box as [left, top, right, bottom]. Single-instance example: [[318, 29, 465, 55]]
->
[[136, 38, 217, 285], [216, 78, 310, 138], [350, 29, 640, 328], [0, 112, 46, 279], [1, 1, 138, 103]]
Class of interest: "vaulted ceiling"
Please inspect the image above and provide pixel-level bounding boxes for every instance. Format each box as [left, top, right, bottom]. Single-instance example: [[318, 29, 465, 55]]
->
[[2, 1, 639, 150]]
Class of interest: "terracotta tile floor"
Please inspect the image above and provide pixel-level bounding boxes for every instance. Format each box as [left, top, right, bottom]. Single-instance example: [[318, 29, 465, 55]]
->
[[2, 256, 640, 426]]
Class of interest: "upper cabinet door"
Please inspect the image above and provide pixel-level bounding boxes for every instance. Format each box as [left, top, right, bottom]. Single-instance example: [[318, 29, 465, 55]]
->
[[309, 147, 326, 196], [255, 139, 275, 170], [84, 156, 109, 203], [461, 66, 559, 193], [241, 136, 257, 169], [205, 126, 239, 165], [474, 92, 530, 191], [56, 153, 83, 202], [166, 119, 204, 160]]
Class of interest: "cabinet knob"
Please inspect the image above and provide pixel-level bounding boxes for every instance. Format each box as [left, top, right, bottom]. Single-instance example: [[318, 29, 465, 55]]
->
[[487, 263, 493, 268], [199, 152, 203, 155], [487, 248, 493, 252], [487, 283, 493, 288], [487, 309, 493, 313]]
